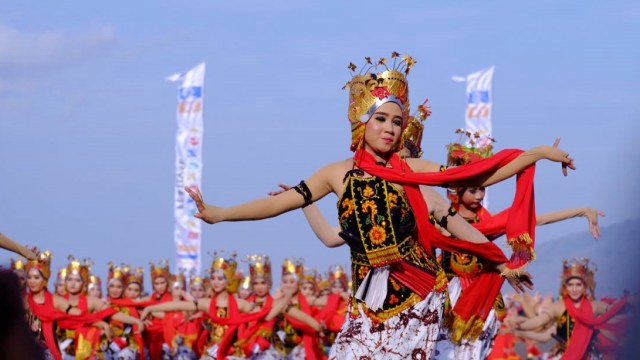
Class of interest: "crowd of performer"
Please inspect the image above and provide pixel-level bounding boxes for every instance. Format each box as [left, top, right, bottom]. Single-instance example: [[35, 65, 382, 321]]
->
[[0, 52, 636, 359]]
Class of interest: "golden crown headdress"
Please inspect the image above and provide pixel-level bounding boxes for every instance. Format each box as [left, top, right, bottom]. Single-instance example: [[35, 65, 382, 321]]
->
[[281, 258, 304, 280], [170, 271, 187, 289], [402, 99, 431, 158], [25, 250, 52, 284], [150, 260, 170, 282], [344, 52, 415, 151], [188, 268, 205, 287], [210, 251, 239, 293], [316, 273, 330, 292], [11, 256, 26, 271], [240, 274, 251, 291], [88, 274, 101, 291], [302, 267, 318, 286], [107, 262, 126, 284], [248, 255, 272, 286], [328, 264, 349, 289], [561, 257, 597, 299], [56, 267, 67, 281], [124, 265, 144, 288], [66, 256, 91, 285]]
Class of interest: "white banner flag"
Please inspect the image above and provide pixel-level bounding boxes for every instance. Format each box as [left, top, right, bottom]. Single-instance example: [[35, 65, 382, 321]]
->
[[168, 62, 205, 275], [457, 66, 495, 144]]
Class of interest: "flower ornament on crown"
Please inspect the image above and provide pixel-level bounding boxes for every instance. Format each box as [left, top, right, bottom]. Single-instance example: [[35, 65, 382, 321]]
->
[[150, 259, 170, 283], [210, 251, 239, 293], [344, 52, 415, 151], [66, 255, 91, 285], [402, 99, 431, 159], [11, 256, 26, 271], [107, 262, 126, 285], [561, 257, 597, 299], [446, 128, 496, 203], [281, 258, 304, 280], [248, 255, 272, 287], [25, 250, 52, 286]]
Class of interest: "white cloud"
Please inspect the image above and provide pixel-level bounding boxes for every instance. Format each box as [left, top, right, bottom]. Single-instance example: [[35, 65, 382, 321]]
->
[[0, 24, 116, 70]]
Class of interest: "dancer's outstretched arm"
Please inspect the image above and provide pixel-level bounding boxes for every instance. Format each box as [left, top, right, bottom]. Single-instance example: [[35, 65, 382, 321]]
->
[[536, 208, 605, 239], [515, 325, 555, 342], [0, 232, 36, 260]]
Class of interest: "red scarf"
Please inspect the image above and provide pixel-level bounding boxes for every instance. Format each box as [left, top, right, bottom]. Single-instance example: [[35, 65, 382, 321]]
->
[[27, 291, 117, 360], [562, 297, 627, 360], [109, 297, 145, 360], [282, 293, 326, 360], [141, 292, 173, 360], [355, 148, 536, 340], [236, 295, 276, 357]]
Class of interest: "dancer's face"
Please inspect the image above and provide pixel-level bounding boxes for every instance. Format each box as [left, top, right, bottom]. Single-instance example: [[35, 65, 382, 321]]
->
[[124, 283, 141, 299], [171, 282, 185, 299], [65, 273, 84, 295], [27, 269, 45, 293], [330, 281, 346, 294], [107, 279, 124, 299], [210, 271, 228, 294], [190, 283, 206, 299], [252, 277, 270, 297], [363, 102, 403, 156], [565, 278, 586, 301], [153, 276, 168, 295], [281, 274, 299, 295], [460, 187, 486, 211], [300, 282, 315, 297], [88, 284, 101, 298], [55, 279, 67, 296]]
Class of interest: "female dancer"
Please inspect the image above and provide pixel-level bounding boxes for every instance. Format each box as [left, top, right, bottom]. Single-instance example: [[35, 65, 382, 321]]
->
[[511, 258, 629, 359], [142, 260, 173, 359], [183, 53, 575, 358]]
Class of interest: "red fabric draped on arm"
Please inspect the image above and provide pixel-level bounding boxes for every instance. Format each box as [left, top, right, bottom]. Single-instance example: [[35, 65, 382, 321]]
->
[[282, 293, 325, 360]]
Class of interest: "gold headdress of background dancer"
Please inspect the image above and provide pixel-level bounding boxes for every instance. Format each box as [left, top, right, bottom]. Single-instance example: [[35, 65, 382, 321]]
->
[[107, 262, 126, 285], [150, 259, 170, 283], [446, 128, 496, 203], [344, 52, 415, 151], [210, 251, 239, 293], [66, 255, 92, 294], [281, 258, 304, 281], [11, 256, 26, 272], [124, 265, 144, 289], [25, 250, 52, 286], [401, 99, 432, 159], [327, 264, 349, 291], [560, 257, 597, 300], [248, 254, 272, 287]]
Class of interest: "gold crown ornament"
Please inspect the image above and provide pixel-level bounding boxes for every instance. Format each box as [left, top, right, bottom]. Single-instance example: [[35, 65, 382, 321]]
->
[[88, 274, 101, 292], [66, 256, 91, 285], [188, 269, 205, 288], [124, 265, 144, 288], [239, 275, 251, 291], [248, 255, 272, 286], [11, 256, 26, 271], [210, 252, 239, 293], [561, 258, 597, 299], [25, 250, 52, 285], [316, 274, 330, 292], [402, 99, 432, 158], [170, 271, 187, 290], [302, 267, 318, 286], [107, 262, 126, 284], [281, 258, 304, 280], [328, 264, 349, 289], [150, 260, 170, 282], [344, 52, 415, 151]]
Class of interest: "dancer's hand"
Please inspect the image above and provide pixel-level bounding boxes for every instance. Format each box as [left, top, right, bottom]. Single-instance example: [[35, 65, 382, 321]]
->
[[502, 270, 534, 294], [583, 208, 605, 240], [184, 186, 222, 224], [547, 137, 576, 176], [140, 307, 151, 321], [267, 184, 291, 196]]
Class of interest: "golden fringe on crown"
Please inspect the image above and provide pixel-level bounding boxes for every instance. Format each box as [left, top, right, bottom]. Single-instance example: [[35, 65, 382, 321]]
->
[[327, 264, 349, 290], [107, 262, 126, 284], [66, 256, 92, 289], [88, 274, 101, 291], [344, 52, 415, 151], [123, 265, 144, 288], [11, 256, 26, 271], [560, 257, 597, 299]]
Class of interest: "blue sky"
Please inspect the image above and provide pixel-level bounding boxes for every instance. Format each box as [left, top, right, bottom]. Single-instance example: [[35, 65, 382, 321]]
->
[[1, 1, 638, 291]]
